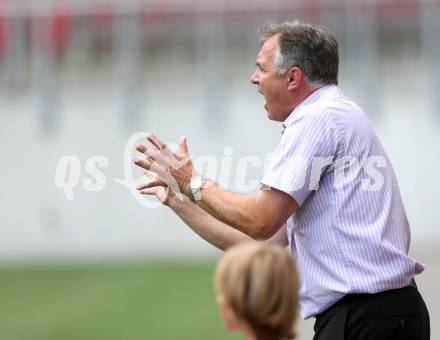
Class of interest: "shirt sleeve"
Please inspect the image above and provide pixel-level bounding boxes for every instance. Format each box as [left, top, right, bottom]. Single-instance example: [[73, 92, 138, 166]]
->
[[261, 108, 341, 206]]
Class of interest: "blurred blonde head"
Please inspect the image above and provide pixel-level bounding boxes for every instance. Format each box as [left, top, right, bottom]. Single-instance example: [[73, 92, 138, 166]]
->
[[215, 242, 299, 340]]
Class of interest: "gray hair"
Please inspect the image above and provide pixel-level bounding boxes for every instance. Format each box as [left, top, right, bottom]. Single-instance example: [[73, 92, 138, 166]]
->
[[259, 20, 339, 85]]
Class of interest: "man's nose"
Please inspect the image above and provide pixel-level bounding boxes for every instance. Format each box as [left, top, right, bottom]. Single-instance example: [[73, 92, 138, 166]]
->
[[250, 70, 259, 85]]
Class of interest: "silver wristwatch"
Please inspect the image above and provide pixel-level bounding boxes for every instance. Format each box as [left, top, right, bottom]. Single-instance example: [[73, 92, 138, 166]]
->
[[188, 175, 208, 202]]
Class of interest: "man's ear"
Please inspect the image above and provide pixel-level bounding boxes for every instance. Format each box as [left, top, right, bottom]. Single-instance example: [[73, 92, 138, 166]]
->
[[287, 67, 302, 90]]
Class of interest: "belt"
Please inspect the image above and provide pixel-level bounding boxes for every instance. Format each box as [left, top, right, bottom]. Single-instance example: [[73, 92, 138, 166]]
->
[[316, 278, 418, 320]]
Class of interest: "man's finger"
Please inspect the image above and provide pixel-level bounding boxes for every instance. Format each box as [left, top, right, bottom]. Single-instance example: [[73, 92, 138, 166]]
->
[[133, 158, 152, 171], [146, 135, 176, 160], [136, 179, 166, 190], [147, 134, 167, 150], [139, 187, 158, 195], [140, 186, 170, 204], [135, 144, 147, 153], [135, 144, 155, 162], [144, 169, 157, 177], [144, 148, 181, 169], [178, 136, 189, 157]]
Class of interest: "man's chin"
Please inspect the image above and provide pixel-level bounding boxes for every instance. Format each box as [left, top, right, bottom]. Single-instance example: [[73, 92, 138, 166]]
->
[[265, 107, 283, 122], [264, 104, 274, 118], [264, 105, 275, 120]]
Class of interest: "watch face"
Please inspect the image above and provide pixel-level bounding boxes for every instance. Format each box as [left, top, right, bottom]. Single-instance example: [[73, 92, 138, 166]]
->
[[191, 178, 203, 189]]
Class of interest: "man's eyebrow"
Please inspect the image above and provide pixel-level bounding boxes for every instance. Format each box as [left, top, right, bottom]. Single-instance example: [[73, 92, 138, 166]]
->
[[256, 62, 265, 70]]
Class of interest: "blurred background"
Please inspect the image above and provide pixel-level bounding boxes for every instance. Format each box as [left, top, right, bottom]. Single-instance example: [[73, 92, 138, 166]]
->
[[0, 0, 439, 339]]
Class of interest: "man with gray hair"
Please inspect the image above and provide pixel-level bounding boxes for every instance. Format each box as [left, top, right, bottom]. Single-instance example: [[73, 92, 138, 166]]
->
[[134, 21, 430, 339]]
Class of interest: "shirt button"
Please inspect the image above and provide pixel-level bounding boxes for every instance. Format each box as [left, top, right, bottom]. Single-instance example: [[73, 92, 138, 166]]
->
[[400, 319, 406, 326]]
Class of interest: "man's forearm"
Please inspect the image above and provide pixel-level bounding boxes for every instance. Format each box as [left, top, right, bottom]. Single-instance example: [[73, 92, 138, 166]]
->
[[193, 181, 263, 238], [169, 195, 288, 250], [169, 195, 256, 251]]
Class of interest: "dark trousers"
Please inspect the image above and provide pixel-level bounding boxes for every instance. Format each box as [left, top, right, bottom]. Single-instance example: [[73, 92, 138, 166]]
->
[[313, 283, 430, 340]]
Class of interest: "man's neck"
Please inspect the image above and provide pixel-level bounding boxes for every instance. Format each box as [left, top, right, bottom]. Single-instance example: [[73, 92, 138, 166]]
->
[[284, 83, 324, 120], [296, 83, 324, 108]]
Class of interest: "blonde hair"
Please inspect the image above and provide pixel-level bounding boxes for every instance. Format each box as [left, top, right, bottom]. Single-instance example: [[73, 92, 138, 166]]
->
[[215, 242, 299, 340]]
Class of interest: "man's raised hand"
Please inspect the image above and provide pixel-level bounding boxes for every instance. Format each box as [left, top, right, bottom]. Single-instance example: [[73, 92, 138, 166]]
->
[[133, 134, 196, 197]]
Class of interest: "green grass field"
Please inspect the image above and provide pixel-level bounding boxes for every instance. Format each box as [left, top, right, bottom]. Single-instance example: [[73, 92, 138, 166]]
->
[[0, 262, 241, 340]]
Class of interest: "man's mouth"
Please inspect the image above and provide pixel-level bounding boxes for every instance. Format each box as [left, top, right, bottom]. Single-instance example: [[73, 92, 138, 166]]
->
[[257, 89, 267, 111]]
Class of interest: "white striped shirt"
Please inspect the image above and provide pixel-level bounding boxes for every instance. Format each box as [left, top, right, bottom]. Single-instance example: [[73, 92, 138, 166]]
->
[[261, 85, 425, 319]]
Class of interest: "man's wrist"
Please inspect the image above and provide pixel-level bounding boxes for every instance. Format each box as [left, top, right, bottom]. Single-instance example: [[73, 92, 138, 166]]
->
[[185, 182, 195, 202], [168, 194, 183, 211], [181, 172, 198, 198]]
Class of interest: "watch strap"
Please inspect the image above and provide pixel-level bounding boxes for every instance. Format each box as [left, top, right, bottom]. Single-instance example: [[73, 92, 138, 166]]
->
[[188, 175, 208, 202]]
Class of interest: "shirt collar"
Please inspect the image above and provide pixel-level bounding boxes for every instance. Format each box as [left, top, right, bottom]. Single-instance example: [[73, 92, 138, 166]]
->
[[282, 84, 343, 134]]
